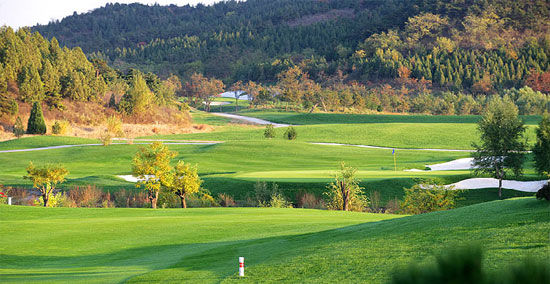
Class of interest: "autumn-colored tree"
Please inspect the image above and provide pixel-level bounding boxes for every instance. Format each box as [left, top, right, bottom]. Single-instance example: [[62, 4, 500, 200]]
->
[[24, 162, 69, 207], [132, 142, 176, 209], [165, 161, 202, 208], [525, 70, 550, 94], [277, 66, 309, 109], [230, 80, 245, 112], [184, 73, 225, 112]]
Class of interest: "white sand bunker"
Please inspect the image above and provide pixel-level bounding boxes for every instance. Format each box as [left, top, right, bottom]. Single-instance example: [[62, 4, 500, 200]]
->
[[428, 158, 475, 171], [404, 158, 475, 172], [117, 175, 154, 183], [446, 178, 548, 192]]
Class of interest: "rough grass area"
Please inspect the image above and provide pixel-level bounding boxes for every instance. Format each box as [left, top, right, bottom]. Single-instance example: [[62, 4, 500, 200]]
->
[[0, 198, 547, 283]]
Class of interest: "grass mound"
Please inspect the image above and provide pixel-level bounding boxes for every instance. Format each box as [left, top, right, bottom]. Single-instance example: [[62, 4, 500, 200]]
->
[[0, 198, 547, 283]]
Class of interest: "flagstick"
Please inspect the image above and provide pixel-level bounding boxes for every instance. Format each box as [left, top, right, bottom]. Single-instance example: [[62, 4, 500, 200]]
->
[[393, 150, 397, 171]]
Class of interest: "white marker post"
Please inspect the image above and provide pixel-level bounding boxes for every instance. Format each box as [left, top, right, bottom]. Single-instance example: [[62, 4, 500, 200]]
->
[[238, 257, 244, 277], [7, 197, 11, 206]]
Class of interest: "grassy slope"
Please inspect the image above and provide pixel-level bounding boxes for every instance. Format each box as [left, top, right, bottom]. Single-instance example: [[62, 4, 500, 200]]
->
[[1, 198, 547, 283], [0, 114, 537, 205], [154, 113, 538, 150]]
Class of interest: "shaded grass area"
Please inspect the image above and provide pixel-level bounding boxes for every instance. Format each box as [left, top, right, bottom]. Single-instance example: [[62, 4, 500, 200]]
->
[[1, 198, 547, 283]]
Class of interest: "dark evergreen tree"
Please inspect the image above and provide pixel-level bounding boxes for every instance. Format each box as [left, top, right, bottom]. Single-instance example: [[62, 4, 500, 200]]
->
[[26, 101, 47, 134]]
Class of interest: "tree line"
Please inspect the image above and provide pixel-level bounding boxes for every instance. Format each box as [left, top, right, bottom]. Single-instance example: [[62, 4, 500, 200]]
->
[[0, 26, 189, 125], [32, 0, 549, 93]]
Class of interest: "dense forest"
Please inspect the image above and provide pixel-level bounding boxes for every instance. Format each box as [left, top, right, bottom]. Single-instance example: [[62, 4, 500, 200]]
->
[[0, 0, 547, 121], [0, 26, 188, 129], [33, 0, 549, 89]]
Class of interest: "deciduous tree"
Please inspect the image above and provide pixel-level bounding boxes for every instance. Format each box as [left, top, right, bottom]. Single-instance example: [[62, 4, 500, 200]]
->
[[472, 96, 527, 198], [165, 161, 202, 208], [24, 162, 69, 207], [132, 142, 176, 209]]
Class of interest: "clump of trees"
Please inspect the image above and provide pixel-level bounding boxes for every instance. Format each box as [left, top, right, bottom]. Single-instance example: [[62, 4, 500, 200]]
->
[[132, 142, 204, 209]]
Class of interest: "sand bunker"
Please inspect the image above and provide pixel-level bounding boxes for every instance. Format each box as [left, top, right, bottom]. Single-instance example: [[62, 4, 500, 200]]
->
[[446, 178, 548, 192]]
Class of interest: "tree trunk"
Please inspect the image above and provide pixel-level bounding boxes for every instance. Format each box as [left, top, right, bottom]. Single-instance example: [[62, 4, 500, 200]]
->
[[498, 177, 503, 199], [42, 194, 48, 207], [180, 194, 187, 209], [235, 95, 239, 112], [150, 191, 159, 209], [340, 181, 349, 211]]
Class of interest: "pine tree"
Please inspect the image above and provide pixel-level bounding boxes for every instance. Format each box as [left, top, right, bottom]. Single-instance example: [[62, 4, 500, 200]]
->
[[27, 101, 47, 134], [13, 116, 25, 138], [108, 93, 117, 108]]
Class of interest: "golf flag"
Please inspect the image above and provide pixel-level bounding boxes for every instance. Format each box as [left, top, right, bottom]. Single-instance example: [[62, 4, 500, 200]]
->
[[392, 149, 396, 171]]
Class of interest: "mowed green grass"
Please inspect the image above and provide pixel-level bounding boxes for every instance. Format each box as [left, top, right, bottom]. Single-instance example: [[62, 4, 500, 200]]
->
[[235, 110, 542, 125], [0, 131, 538, 205], [0, 136, 99, 151], [159, 112, 539, 150], [0, 198, 547, 283]]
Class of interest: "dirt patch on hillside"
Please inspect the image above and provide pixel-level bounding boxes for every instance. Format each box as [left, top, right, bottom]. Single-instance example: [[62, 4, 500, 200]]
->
[[287, 9, 355, 27]]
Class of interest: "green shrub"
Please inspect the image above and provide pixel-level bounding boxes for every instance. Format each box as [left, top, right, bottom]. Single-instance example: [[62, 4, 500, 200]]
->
[[392, 246, 550, 284], [108, 93, 117, 108], [264, 124, 275, 138], [13, 116, 25, 138], [401, 180, 460, 214], [267, 192, 293, 208], [536, 183, 550, 201], [26, 101, 47, 134], [33, 191, 74, 207], [391, 246, 484, 284], [283, 126, 297, 140], [51, 120, 70, 135]]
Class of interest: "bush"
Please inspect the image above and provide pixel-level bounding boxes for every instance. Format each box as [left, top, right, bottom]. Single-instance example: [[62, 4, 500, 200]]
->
[[99, 131, 112, 146], [51, 120, 70, 135], [186, 189, 219, 208], [26, 101, 46, 134], [106, 115, 123, 136], [254, 181, 279, 206], [67, 185, 105, 207], [113, 189, 149, 208], [368, 191, 383, 213], [297, 192, 325, 209], [266, 192, 293, 208], [218, 193, 236, 207], [283, 126, 297, 140], [264, 124, 275, 138], [8, 99, 18, 115], [536, 183, 550, 201], [401, 180, 460, 214], [13, 116, 25, 138], [392, 246, 550, 284], [33, 191, 74, 207]]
